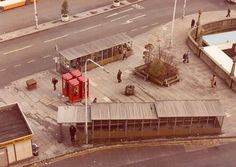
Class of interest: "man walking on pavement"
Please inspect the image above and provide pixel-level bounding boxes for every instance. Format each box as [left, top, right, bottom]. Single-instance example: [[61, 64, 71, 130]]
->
[[69, 125, 77, 143], [183, 51, 190, 63], [52, 77, 58, 90], [117, 69, 122, 83], [226, 8, 231, 18], [191, 19, 195, 28]]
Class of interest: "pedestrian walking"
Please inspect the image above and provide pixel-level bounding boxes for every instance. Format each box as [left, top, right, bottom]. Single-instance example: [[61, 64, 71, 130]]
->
[[92, 97, 97, 103], [117, 69, 122, 83], [182, 51, 190, 63], [226, 8, 231, 18], [122, 49, 127, 60], [211, 74, 217, 88], [69, 125, 77, 143], [191, 19, 195, 28], [52, 77, 58, 90]]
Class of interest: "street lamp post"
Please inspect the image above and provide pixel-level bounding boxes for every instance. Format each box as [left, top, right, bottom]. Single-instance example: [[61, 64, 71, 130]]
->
[[182, 0, 187, 18], [170, 0, 177, 48], [195, 10, 202, 41], [33, 0, 39, 29], [84, 59, 109, 145]]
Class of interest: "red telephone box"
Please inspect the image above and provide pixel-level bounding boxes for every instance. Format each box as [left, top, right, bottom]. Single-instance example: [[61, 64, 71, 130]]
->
[[78, 75, 89, 99], [62, 73, 73, 97], [68, 78, 81, 103], [70, 69, 82, 79]]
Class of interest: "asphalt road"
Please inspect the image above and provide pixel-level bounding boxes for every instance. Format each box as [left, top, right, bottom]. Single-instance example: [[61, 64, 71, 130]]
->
[[44, 142, 236, 167], [0, 0, 232, 87]]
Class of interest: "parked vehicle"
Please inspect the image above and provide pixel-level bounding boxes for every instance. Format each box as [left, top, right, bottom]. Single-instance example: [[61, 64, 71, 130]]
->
[[0, 0, 34, 12]]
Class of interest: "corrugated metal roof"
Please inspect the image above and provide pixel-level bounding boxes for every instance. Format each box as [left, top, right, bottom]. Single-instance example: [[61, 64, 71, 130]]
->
[[57, 105, 91, 123], [91, 103, 157, 120], [0, 103, 32, 143], [59, 33, 132, 61], [155, 100, 225, 117]]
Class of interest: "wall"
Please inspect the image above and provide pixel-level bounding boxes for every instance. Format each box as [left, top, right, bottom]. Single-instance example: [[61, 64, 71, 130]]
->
[[187, 18, 236, 91]]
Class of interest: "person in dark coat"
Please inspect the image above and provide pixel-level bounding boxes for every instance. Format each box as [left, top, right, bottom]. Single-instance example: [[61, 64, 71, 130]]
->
[[69, 125, 77, 142], [117, 69, 122, 83], [191, 19, 195, 28], [226, 8, 231, 18], [52, 78, 58, 90]]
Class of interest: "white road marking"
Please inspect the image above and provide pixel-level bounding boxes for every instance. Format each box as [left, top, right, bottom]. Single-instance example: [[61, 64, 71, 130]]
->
[[130, 28, 138, 32], [106, 8, 133, 18], [27, 59, 36, 63], [42, 55, 51, 59], [132, 4, 144, 9], [79, 24, 102, 32], [14, 64, 21, 68], [44, 34, 69, 43], [106, 13, 119, 18], [119, 8, 134, 14], [122, 14, 146, 24], [0, 68, 6, 72], [3, 45, 32, 55], [141, 25, 148, 29], [111, 15, 129, 22], [151, 22, 159, 26]]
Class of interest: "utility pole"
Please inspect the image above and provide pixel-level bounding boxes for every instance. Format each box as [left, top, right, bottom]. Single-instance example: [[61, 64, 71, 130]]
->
[[182, 0, 187, 18], [170, 0, 177, 48], [33, 0, 39, 29]]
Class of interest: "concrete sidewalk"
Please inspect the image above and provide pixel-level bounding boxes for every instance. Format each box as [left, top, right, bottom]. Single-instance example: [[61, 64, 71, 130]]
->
[[0, 0, 142, 42], [1, 9, 236, 167]]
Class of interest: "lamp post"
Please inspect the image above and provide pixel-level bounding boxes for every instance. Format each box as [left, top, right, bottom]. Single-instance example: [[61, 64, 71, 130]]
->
[[170, 0, 177, 48], [84, 59, 109, 145], [195, 10, 202, 41], [182, 0, 187, 18], [33, 0, 39, 29]]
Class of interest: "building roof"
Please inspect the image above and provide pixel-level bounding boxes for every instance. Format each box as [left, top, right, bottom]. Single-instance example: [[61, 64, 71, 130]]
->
[[57, 105, 91, 123], [155, 99, 225, 118], [91, 102, 157, 120], [62, 73, 73, 80], [0, 103, 32, 144], [68, 78, 79, 86], [59, 33, 132, 61]]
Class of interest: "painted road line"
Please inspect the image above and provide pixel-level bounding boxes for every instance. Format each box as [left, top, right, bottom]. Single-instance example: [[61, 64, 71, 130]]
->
[[44, 34, 69, 43], [141, 25, 148, 29], [27, 59, 36, 63], [119, 8, 134, 14], [0, 68, 6, 72], [79, 24, 102, 32], [14, 64, 22, 68], [130, 14, 146, 21], [42, 55, 51, 59], [106, 13, 119, 18], [3, 45, 32, 55], [106, 8, 133, 18], [151, 22, 159, 26], [111, 15, 129, 22], [122, 14, 146, 24], [130, 28, 138, 32]]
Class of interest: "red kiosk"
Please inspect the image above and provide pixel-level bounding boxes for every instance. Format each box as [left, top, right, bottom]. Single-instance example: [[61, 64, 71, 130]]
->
[[78, 75, 89, 99], [70, 69, 82, 79], [62, 73, 73, 97], [68, 78, 81, 103]]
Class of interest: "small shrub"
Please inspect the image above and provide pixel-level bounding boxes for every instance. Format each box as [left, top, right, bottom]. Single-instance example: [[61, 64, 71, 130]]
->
[[61, 0, 69, 16]]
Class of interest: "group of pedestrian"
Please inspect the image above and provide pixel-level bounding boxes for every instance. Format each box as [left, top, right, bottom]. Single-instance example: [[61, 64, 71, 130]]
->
[[190, 8, 231, 29]]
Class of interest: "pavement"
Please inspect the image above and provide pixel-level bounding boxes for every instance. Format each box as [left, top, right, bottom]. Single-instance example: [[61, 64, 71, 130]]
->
[[0, 1, 236, 166]]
